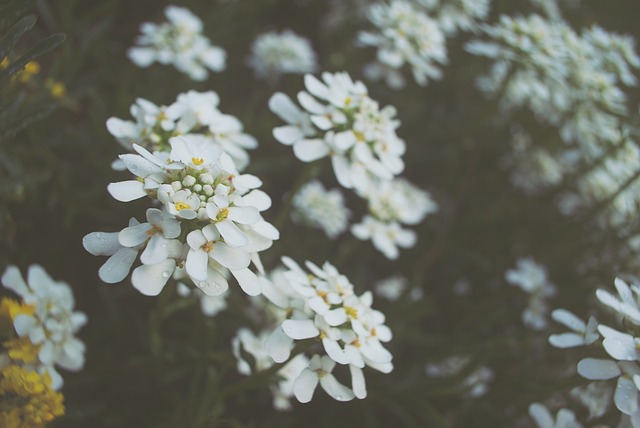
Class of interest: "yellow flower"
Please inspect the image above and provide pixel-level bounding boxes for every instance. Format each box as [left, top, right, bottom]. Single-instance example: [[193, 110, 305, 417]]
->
[[3, 337, 40, 364], [44, 78, 67, 99], [17, 61, 40, 83], [0, 365, 65, 427], [0, 298, 35, 340]]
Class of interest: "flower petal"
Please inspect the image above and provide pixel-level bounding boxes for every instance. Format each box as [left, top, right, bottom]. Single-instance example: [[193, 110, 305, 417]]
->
[[293, 368, 319, 403], [99, 248, 138, 283], [282, 319, 319, 340], [577, 358, 621, 380], [131, 259, 176, 296], [108, 180, 147, 202]]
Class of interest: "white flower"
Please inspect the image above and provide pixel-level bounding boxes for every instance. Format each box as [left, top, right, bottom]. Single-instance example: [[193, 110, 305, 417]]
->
[[505, 258, 556, 330], [596, 277, 640, 325], [528, 402, 583, 428], [548, 309, 599, 348], [293, 355, 355, 403], [128, 5, 226, 81], [374, 275, 408, 301], [82, 218, 142, 284], [366, 178, 438, 225], [86, 136, 275, 297], [248, 30, 317, 82], [2, 265, 87, 390], [418, 0, 491, 35], [262, 258, 393, 403], [269, 72, 406, 194], [351, 215, 416, 259], [358, 1, 448, 88], [107, 91, 258, 171], [291, 180, 350, 238]]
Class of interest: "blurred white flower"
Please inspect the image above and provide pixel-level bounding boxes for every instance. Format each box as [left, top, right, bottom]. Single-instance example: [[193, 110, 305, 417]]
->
[[2, 265, 87, 390], [128, 5, 226, 81], [351, 216, 416, 260], [417, 0, 491, 35], [291, 180, 350, 238], [529, 402, 583, 428], [505, 258, 556, 330], [374, 275, 408, 301], [248, 30, 317, 82], [358, 1, 447, 88]]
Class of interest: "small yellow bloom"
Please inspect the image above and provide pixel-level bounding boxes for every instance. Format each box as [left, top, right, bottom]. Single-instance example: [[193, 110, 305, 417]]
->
[[0, 365, 65, 428], [17, 61, 41, 83], [3, 337, 40, 364]]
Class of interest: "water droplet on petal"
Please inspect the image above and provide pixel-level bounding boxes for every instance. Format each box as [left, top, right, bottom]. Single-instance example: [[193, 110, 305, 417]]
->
[[161, 271, 170, 278], [96, 232, 102, 238]]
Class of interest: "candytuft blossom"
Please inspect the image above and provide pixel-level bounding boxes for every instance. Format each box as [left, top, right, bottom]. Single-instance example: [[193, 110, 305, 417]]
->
[[128, 5, 226, 81]]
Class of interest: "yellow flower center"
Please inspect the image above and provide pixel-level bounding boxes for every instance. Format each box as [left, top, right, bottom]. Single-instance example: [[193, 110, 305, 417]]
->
[[192, 157, 204, 166], [175, 202, 190, 211], [345, 306, 358, 319], [215, 207, 229, 222]]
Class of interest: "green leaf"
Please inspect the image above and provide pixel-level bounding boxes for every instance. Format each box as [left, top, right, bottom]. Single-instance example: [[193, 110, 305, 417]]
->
[[0, 32, 66, 83], [0, 91, 25, 126], [0, 104, 56, 142], [0, 14, 37, 62], [0, 0, 37, 32]]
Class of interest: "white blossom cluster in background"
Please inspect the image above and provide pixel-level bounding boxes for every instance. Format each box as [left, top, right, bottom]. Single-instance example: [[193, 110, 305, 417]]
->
[[468, 13, 640, 237], [269, 72, 437, 259], [128, 5, 226, 81], [505, 257, 556, 331], [247, 29, 318, 83], [416, 0, 491, 35], [358, 1, 448, 89], [231, 258, 394, 406], [106, 90, 257, 171], [356, 0, 491, 89], [1, 265, 87, 390], [424, 355, 494, 398], [537, 277, 640, 427], [291, 180, 350, 239], [83, 136, 278, 298]]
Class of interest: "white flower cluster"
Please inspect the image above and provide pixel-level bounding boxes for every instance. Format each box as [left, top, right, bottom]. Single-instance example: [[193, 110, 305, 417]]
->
[[83, 136, 278, 298], [417, 0, 491, 35], [247, 30, 318, 82], [232, 327, 309, 411], [546, 277, 640, 427], [239, 258, 394, 404], [467, 15, 640, 147], [424, 355, 494, 398], [107, 90, 257, 171], [358, 1, 448, 89], [352, 178, 438, 259], [557, 136, 640, 231], [270, 72, 437, 258], [1, 265, 87, 390], [468, 15, 640, 223], [505, 258, 556, 330], [291, 180, 350, 239], [128, 5, 226, 81]]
